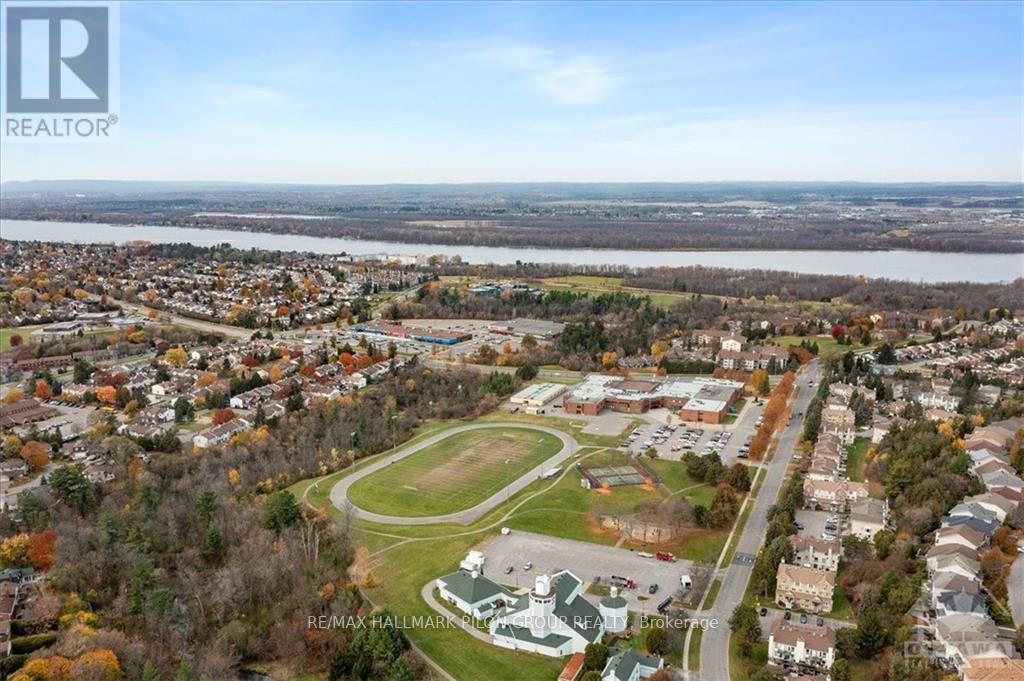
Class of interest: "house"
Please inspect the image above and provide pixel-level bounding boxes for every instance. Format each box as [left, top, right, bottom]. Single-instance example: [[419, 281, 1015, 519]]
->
[[927, 551, 981, 581], [965, 493, 1017, 522], [917, 392, 960, 411], [192, 418, 251, 449], [930, 573, 980, 604], [934, 524, 988, 553], [136, 403, 176, 424], [435, 568, 517, 620], [119, 422, 164, 440], [819, 405, 855, 444], [490, 572, 604, 657], [0, 617, 9, 657], [935, 590, 988, 618], [0, 459, 29, 480], [84, 464, 116, 484], [803, 479, 868, 513], [934, 614, 1008, 670], [775, 561, 836, 614], [845, 497, 887, 540], [599, 649, 664, 681], [980, 469, 1024, 494], [791, 536, 842, 572], [768, 620, 836, 671]]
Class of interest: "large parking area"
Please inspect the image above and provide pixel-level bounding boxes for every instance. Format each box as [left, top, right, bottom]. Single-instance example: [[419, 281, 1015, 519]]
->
[[476, 530, 693, 613], [620, 399, 763, 464]]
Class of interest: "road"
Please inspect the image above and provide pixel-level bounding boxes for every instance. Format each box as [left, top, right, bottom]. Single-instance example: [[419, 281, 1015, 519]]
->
[[1010, 554, 1024, 627], [688, 362, 823, 681], [329, 422, 578, 525]]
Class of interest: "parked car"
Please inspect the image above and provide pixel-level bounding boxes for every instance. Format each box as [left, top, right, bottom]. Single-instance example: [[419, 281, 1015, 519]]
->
[[759, 607, 767, 617], [800, 613, 808, 624], [504, 566, 514, 574], [648, 584, 659, 594], [816, 617, 824, 626], [523, 562, 533, 571], [784, 610, 792, 621]]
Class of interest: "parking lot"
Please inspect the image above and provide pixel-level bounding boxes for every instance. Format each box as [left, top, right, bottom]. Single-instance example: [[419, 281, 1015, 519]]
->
[[619, 399, 764, 464], [476, 530, 694, 613], [794, 509, 842, 541]]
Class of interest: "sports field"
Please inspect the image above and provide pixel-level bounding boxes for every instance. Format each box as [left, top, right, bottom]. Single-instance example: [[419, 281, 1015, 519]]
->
[[346, 426, 564, 517]]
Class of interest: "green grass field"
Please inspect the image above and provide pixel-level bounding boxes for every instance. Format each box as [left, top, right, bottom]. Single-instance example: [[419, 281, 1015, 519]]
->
[[538, 275, 689, 308], [845, 437, 871, 483], [346, 426, 564, 517], [0, 325, 44, 351]]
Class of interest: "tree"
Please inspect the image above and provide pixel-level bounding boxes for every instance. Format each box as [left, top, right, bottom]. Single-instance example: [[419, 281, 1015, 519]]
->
[[200, 524, 225, 562], [34, 379, 53, 400], [515, 363, 538, 380], [211, 408, 236, 425], [0, 533, 30, 568], [580, 673, 602, 681], [751, 369, 770, 396], [70, 648, 124, 681], [20, 440, 51, 471], [728, 603, 761, 658], [583, 642, 608, 671], [830, 658, 852, 681], [1014, 624, 1024, 657], [26, 530, 56, 570], [723, 463, 751, 492], [3, 387, 24, 404], [164, 346, 188, 367], [646, 625, 668, 654], [263, 490, 302, 533], [48, 464, 96, 514]]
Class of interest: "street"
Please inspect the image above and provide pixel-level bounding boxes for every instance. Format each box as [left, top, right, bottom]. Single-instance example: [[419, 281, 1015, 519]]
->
[[689, 362, 823, 681]]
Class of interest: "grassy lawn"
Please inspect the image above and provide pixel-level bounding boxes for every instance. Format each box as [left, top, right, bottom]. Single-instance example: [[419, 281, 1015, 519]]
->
[[687, 626, 703, 671], [724, 398, 747, 425], [770, 334, 844, 355], [702, 578, 722, 610], [729, 637, 768, 681], [831, 571, 855, 621], [845, 437, 871, 483], [363, 532, 565, 681], [0, 324, 44, 350], [347, 426, 564, 517], [538, 275, 689, 308]]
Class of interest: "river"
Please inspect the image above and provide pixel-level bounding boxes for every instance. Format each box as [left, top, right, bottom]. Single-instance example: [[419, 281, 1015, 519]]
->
[[1, 219, 1021, 283]]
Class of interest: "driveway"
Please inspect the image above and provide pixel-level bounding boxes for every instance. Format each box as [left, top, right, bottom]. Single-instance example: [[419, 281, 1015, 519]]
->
[[330, 422, 578, 525]]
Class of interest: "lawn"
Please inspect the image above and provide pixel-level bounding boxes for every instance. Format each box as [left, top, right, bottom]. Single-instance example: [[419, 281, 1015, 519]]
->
[[346, 426, 564, 517], [687, 626, 703, 671], [845, 437, 871, 483], [724, 398, 747, 425], [702, 578, 722, 610], [538, 275, 689, 308], [770, 334, 844, 355], [0, 324, 44, 350], [831, 570, 855, 621]]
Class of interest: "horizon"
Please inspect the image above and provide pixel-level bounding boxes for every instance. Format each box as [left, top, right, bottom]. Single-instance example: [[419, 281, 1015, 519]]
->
[[1, 1, 1021, 184]]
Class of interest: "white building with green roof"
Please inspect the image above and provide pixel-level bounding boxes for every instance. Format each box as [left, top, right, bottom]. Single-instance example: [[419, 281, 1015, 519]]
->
[[436, 568, 518, 620], [489, 571, 604, 657]]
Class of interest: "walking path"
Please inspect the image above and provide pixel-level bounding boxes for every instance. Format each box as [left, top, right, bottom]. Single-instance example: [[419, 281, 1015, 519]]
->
[[329, 422, 579, 525], [1009, 554, 1024, 627]]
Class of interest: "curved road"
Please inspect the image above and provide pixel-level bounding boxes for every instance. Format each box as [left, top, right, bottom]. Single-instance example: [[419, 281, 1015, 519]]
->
[[330, 422, 579, 525]]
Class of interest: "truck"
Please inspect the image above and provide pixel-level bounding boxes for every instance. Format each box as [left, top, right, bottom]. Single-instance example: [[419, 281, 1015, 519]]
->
[[656, 597, 673, 614], [655, 551, 677, 562], [610, 575, 637, 589], [541, 467, 562, 480]]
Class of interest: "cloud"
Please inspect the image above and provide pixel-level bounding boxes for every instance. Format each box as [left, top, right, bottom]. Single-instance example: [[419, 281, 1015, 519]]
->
[[471, 40, 617, 105]]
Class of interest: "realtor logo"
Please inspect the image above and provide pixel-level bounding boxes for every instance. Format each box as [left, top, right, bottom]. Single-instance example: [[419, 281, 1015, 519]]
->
[[2, 1, 120, 141]]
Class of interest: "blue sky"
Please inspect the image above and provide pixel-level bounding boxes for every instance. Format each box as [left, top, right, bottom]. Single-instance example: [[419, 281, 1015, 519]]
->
[[3, 0, 1021, 183]]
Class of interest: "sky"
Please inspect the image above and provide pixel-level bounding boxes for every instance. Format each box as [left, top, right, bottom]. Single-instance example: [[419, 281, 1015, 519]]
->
[[2, 0, 1022, 183]]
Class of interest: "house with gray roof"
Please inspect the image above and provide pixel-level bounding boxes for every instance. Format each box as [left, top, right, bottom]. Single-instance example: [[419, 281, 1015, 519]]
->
[[935, 590, 988, 617], [600, 648, 664, 681]]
